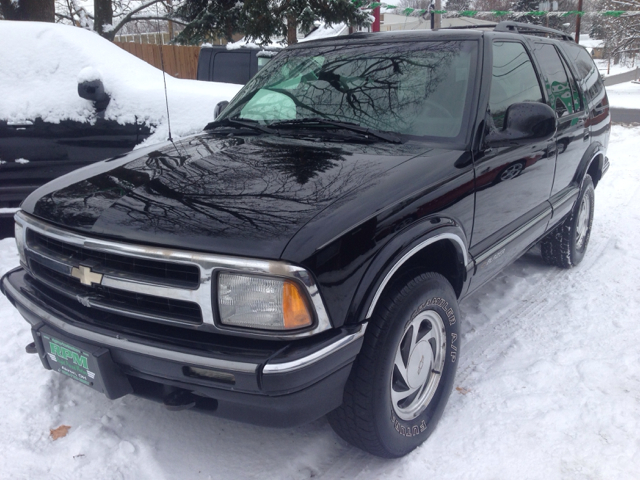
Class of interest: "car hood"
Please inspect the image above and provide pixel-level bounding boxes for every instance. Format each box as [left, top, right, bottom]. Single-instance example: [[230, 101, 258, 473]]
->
[[22, 133, 437, 259]]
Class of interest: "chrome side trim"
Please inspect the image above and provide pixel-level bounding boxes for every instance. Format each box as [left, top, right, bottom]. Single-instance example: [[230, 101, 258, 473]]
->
[[16, 212, 332, 340], [262, 323, 367, 374], [2, 279, 258, 374], [365, 233, 470, 319], [549, 187, 579, 212], [475, 208, 551, 266], [549, 186, 579, 223]]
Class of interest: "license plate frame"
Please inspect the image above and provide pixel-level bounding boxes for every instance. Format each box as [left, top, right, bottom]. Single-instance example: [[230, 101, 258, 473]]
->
[[33, 325, 133, 400], [42, 333, 101, 390]]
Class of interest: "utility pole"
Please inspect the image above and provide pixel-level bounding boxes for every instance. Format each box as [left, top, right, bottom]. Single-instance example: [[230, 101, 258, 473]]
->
[[167, 0, 174, 42], [372, 6, 380, 32], [575, 0, 583, 43], [430, 2, 435, 29], [435, 0, 441, 29]]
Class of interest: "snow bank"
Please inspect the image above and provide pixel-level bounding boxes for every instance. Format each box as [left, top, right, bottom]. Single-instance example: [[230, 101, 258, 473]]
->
[[1, 125, 640, 478], [0, 21, 242, 144]]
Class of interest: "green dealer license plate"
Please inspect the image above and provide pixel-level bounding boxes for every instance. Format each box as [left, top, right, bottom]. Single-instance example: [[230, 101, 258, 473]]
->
[[42, 333, 101, 390]]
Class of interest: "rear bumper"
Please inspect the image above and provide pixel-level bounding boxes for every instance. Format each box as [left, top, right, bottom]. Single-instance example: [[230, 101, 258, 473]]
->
[[1, 267, 365, 427]]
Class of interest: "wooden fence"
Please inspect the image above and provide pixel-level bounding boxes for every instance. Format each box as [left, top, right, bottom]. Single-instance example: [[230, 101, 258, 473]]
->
[[114, 42, 200, 80]]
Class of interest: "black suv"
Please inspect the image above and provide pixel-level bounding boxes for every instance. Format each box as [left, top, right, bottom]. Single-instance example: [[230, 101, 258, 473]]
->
[[1, 22, 610, 458]]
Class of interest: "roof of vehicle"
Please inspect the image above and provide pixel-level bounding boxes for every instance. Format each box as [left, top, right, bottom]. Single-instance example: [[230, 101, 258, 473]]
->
[[289, 21, 577, 49], [289, 28, 485, 48]]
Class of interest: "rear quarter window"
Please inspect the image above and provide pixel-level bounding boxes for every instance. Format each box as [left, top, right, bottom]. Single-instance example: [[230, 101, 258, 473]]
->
[[560, 43, 604, 102]]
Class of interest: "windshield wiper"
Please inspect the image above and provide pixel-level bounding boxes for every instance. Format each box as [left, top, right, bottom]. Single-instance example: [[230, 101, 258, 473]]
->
[[205, 117, 277, 135], [268, 118, 403, 144]]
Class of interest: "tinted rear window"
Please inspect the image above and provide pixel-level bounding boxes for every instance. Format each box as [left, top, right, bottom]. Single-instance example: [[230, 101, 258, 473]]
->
[[212, 52, 252, 85]]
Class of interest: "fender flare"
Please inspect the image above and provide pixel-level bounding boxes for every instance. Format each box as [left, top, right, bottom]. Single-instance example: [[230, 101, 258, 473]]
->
[[574, 142, 605, 188], [346, 217, 472, 325]]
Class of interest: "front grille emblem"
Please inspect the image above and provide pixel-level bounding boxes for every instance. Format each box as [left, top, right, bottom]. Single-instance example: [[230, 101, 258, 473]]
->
[[71, 265, 103, 286]]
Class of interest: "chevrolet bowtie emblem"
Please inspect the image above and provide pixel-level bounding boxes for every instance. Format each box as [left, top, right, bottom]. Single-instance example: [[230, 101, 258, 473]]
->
[[71, 265, 103, 286]]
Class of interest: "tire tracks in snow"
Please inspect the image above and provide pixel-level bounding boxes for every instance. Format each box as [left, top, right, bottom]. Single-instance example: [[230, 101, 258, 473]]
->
[[455, 163, 640, 388], [455, 235, 612, 386]]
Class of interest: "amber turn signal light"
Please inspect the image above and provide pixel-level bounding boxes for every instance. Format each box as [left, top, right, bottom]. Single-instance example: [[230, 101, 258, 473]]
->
[[283, 281, 313, 329]]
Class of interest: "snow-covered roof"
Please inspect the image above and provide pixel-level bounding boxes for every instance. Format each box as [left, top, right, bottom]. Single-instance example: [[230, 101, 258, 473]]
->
[[0, 21, 242, 144], [299, 23, 350, 42], [224, 37, 284, 50], [381, 13, 495, 30], [580, 35, 605, 50]]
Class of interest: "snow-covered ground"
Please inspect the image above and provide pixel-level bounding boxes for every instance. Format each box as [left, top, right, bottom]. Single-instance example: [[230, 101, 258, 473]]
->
[[595, 58, 639, 77], [1, 124, 639, 478], [607, 82, 640, 110], [0, 21, 242, 145]]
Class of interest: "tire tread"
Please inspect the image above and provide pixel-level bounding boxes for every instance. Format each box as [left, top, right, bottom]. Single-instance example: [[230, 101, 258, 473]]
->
[[328, 272, 454, 457]]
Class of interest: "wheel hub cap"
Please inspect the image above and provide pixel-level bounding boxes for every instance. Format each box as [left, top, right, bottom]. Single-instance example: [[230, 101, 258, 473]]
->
[[406, 341, 432, 389], [391, 310, 446, 420], [575, 193, 591, 249]]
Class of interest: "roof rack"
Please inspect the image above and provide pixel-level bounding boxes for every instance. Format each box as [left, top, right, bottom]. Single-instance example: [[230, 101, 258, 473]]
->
[[494, 21, 575, 42], [440, 24, 497, 30]]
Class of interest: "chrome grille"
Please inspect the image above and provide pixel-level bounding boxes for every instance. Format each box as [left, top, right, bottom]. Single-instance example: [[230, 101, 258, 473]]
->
[[27, 229, 200, 288], [29, 260, 203, 324], [15, 211, 333, 339]]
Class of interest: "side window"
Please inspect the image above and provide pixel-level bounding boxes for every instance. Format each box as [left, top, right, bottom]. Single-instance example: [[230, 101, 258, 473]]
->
[[561, 43, 604, 103], [489, 42, 544, 129], [533, 43, 575, 116], [558, 52, 583, 112]]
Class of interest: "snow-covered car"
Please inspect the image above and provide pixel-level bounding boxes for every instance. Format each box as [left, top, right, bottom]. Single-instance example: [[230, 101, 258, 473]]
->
[[0, 21, 242, 214]]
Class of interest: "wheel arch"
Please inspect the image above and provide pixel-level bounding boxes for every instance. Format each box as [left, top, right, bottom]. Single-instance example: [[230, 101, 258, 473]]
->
[[576, 145, 606, 189], [348, 220, 471, 325]]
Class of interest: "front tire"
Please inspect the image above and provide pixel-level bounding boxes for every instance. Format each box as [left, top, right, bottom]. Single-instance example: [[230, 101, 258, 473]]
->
[[328, 272, 460, 458], [541, 175, 595, 268]]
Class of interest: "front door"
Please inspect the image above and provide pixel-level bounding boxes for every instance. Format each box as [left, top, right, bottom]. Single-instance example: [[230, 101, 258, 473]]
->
[[469, 39, 556, 291]]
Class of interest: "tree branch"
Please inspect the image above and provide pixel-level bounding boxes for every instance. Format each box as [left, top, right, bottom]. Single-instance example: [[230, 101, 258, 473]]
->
[[126, 15, 188, 26], [109, 0, 167, 37], [55, 13, 76, 21]]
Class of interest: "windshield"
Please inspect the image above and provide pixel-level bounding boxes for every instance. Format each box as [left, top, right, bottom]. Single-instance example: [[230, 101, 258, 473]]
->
[[217, 40, 478, 140]]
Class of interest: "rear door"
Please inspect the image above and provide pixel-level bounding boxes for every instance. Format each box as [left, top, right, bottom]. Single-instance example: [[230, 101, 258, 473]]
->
[[559, 42, 610, 154], [530, 41, 589, 206]]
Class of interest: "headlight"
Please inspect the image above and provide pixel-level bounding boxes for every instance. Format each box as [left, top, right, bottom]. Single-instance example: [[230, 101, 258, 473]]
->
[[217, 273, 313, 331]]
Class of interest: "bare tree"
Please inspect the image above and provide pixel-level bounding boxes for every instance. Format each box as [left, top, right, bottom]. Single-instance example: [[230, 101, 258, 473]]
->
[[1, 0, 55, 21], [54, 0, 186, 40], [591, 0, 640, 67]]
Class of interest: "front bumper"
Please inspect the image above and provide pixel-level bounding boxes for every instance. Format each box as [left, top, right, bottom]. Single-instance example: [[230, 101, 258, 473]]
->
[[1, 267, 365, 427]]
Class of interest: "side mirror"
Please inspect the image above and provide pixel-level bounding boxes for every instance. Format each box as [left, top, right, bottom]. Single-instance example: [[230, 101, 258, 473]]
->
[[214, 101, 229, 119], [78, 79, 110, 111], [485, 102, 556, 148]]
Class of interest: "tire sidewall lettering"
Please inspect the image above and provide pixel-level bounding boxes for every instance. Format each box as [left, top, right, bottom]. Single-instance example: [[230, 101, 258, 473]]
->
[[384, 289, 460, 442]]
